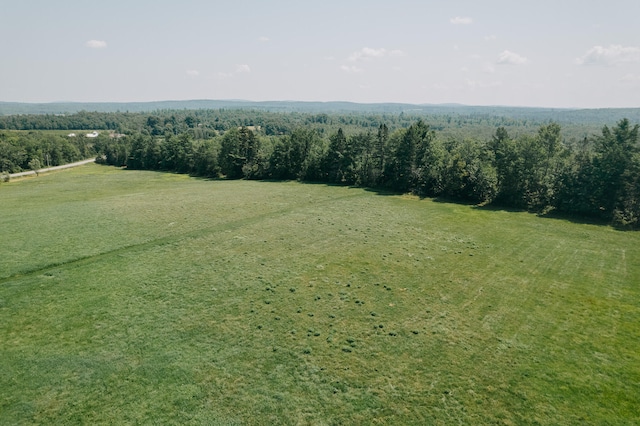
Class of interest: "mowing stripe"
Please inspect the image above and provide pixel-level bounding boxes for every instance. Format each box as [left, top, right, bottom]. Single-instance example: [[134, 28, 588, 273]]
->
[[0, 190, 366, 284]]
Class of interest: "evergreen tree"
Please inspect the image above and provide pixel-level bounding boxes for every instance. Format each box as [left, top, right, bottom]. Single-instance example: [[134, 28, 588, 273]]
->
[[218, 127, 260, 179], [592, 119, 639, 216], [324, 128, 349, 183]]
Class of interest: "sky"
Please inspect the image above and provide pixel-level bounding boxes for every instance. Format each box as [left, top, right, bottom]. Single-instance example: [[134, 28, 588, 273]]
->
[[1, 0, 640, 108]]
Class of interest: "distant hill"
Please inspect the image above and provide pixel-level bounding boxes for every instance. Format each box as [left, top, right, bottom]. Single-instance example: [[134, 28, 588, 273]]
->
[[0, 100, 429, 114], [1, 100, 639, 125]]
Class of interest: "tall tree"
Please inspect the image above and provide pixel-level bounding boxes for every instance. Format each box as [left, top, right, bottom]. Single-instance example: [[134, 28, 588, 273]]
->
[[348, 132, 374, 186], [218, 127, 260, 179], [536, 123, 564, 207], [593, 119, 639, 215], [371, 124, 389, 186], [390, 120, 437, 194], [615, 153, 640, 226], [324, 128, 349, 183]]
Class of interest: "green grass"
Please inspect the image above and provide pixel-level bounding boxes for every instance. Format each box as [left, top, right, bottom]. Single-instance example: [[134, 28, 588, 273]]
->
[[1, 164, 639, 425]]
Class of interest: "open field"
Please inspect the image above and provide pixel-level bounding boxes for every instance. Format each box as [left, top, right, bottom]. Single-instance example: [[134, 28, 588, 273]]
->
[[1, 164, 639, 424]]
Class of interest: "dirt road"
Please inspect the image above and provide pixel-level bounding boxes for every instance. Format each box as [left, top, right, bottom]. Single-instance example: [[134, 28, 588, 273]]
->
[[7, 158, 96, 179]]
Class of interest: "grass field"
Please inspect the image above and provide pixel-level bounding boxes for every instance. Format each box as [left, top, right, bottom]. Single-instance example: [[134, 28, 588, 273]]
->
[[1, 164, 639, 425]]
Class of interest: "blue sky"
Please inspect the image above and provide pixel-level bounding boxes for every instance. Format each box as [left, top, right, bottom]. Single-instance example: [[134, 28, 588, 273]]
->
[[2, 0, 640, 107]]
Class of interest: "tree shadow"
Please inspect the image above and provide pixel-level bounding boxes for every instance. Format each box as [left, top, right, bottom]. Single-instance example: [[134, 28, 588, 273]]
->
[[431, 196, 486, 207], [473, 202, 632, 230], [471, 202, 529, 214], [537, 209, 633, 230], [110, 165, 636, 231], [268, 179, 401, 194]]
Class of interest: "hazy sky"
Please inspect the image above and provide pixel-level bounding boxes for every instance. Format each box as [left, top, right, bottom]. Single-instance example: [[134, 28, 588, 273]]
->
[[2, 0, 640, 108]]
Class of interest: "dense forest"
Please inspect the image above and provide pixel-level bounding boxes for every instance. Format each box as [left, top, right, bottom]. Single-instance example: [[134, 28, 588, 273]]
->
[[1, 108, 639, 228]]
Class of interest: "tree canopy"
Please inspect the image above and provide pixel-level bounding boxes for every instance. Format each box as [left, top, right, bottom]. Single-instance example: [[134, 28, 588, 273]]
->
[[2, 109, 639, 228]]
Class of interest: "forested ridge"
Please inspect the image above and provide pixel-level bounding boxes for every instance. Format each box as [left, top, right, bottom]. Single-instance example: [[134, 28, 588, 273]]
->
[[1, 109, 639, 228]]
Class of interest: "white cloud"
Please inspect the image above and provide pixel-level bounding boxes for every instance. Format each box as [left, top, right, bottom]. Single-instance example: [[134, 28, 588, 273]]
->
[[450, 16, 473, 25], [85, 40, 107, 49], [340, 65, 363, 74], [484, 35, 497, 41], [577, 45, 640, 66], [258, 36, 270, 42], [621, 73, 640, 83], [466, 79, 502, 89], [465, 79, 478, 89], [186, 70, 200, 77], [235, 64, 251, 73], [348, 47, 405, 62], [214, 64, 252, 79], [483, 62, 496, 73], [349, 47, 386, 62], [497, 50, 528, 65]]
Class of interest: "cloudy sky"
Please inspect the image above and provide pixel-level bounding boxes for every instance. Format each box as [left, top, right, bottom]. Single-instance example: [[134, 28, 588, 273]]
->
[[1, 0, 639, 108]]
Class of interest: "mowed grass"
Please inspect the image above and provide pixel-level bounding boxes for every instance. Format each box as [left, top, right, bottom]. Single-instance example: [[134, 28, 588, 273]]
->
[[1, 165, 639, 425]]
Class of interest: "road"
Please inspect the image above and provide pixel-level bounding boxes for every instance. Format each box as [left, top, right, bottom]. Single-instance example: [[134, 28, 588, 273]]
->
[[7, 158, 96, 179]]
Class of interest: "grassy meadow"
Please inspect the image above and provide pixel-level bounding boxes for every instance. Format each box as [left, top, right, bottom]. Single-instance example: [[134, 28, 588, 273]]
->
[[1, 164, 639, 424]]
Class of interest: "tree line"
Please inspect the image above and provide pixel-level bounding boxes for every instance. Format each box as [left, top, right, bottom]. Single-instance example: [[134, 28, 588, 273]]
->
[[1, 109, 638, 228], [93, 118, 640, 228], [0, 108, 608, 142], [0, 131, 95, 174]]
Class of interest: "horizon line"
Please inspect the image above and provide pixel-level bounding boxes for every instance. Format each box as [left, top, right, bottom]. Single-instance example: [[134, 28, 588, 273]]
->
[[0, 98, 624, 111]]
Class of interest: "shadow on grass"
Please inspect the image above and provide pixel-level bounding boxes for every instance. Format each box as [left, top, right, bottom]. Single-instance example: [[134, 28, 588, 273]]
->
[[537, 209, 635, 230], [392, 189, 630, 230], [259, 179, 636, 231], [472, 202, 632, 230], [259, 178, 401, 196], [431, 195, 487, 207], [112, 165, 635, 231]]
